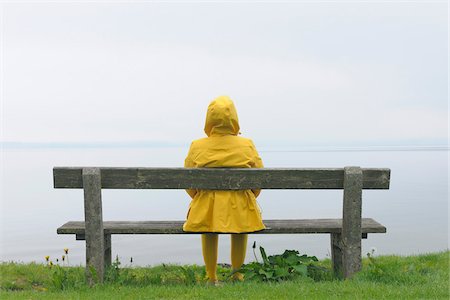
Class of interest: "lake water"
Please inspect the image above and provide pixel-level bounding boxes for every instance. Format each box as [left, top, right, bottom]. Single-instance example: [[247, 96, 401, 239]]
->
[[0, 146, 448, 266]]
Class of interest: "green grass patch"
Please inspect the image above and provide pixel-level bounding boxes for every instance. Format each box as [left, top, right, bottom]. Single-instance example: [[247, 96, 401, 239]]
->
[[1, 251, 448, 299]]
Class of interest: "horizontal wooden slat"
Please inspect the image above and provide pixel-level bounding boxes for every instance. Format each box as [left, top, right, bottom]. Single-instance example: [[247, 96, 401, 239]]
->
[[57, 218, 386, 235], [53, 167, 390, 190]]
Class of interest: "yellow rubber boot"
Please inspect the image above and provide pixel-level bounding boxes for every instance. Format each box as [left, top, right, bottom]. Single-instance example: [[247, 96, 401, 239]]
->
[[201, 234, 219, 283], [231, 234, 248, 281]]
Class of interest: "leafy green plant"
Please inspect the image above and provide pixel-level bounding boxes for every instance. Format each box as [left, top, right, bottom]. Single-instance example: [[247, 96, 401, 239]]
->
[[178, 266, 197, 285], [51, 265, 68, 290], [105, 255, 121, 283], [239, 242, 330, 282], [47, 265, 85, 290]]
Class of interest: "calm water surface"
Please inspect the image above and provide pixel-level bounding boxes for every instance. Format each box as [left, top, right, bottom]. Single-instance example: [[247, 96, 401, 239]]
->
[[0, 146, 448, 266]]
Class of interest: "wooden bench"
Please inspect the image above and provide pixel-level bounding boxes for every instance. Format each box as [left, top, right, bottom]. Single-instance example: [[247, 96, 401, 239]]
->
[[53, 166, 390, 282]]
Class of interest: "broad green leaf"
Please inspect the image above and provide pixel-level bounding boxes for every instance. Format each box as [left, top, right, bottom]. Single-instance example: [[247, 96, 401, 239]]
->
[[274, 266, 290, 278], [282, 250, 299, 258], [293, 264, 308, 276], [258, 269, 273, 279], [284, 255, 299, 266]]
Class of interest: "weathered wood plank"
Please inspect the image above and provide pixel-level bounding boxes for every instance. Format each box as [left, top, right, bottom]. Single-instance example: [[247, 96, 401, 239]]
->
[[331, 233, 343, 279], [342, 166, 363, 279], [83, 168, 104, 284], [53, 167, 390, 190], [57, 218, 386, 235], [363, 168, 390, 189]]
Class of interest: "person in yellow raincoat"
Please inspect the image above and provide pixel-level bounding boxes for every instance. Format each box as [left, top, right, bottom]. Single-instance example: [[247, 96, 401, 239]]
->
[[183, 96, 265, 284]]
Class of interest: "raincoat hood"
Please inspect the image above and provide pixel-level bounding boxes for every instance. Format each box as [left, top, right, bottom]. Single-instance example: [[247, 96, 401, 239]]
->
[[204, 96, 240, 137]]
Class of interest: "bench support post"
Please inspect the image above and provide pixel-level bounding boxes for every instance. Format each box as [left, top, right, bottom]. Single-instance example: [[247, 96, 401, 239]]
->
[[330, 233, 343, 279], [342, 166, 363, 279], [83, 168, 104, 284], [104, 234, 112, 269]]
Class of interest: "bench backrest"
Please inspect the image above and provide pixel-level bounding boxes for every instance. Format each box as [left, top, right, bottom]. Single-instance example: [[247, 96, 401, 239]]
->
[[53, 167, 390, 190]]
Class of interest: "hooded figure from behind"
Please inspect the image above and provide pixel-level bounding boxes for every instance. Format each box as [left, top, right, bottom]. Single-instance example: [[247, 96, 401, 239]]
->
[[183, 96, 265, 284], [183, 96, 265, 233]]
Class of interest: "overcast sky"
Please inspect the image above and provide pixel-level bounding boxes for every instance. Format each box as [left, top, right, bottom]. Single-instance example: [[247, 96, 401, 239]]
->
[[1, 1, 448, 147]]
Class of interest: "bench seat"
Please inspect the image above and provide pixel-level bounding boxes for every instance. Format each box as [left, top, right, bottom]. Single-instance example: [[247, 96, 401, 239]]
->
[[57, 218, 386, 237]]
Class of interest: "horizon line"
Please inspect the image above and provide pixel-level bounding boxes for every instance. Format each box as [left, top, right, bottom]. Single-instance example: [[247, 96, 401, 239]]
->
[[1, 141, 448, 152]]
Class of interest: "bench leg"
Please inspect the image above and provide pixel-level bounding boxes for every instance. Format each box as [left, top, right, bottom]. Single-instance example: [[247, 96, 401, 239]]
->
[[330, 233, 343, 279], [342, 166, 363, 279], [104, 234, 112, 269], [83, 168, 105, 285]]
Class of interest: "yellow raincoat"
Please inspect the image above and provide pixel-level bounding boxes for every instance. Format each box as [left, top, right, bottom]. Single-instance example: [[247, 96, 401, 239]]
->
[[183, 96, 265, 233]]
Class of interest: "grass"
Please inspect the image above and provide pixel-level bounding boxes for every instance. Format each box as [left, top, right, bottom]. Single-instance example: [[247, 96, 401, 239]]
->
[[1, 251, 448, 299]]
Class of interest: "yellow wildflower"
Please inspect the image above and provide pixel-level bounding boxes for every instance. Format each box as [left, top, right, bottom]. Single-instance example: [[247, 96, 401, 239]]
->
[[45, 256, 50, 261], [64, 248, 69, 254]]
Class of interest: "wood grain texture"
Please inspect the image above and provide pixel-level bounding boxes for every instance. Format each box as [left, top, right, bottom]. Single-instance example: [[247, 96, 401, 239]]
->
[[342, 167, 363, 279], [57, 218, 386, 235], [53, 167, 390, 190], [82, 168, 104, 284]]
